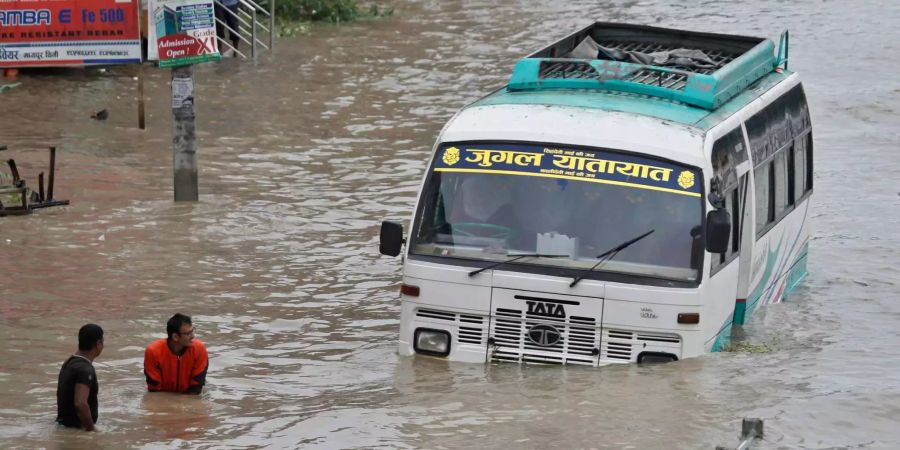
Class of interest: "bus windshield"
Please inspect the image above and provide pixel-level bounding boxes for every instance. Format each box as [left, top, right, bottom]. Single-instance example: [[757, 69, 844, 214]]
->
[[411, 143, 705, 282]]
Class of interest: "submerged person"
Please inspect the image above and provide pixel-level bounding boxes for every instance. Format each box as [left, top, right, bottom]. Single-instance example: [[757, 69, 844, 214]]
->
[[144, 313, 208, 394], [56, 324, 104, 431]]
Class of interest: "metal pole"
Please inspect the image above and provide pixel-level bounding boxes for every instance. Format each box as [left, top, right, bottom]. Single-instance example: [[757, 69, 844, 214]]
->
[[138, 64, 146, 130], [172, 66, 198, 202], [251, 9, 257, 61], [47, 146, 56, 201], [38, 172, 45, 202], [269, 0, 275, 52], [716, 418, 764, 450]]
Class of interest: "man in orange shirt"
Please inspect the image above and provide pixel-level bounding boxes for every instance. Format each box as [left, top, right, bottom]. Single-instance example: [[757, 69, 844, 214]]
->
[[144, 313, 208, 394]]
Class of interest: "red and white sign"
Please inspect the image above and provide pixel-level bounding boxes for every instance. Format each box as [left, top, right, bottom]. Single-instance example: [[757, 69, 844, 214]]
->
[[149, 0, 219, 67], [0, 0, 141, 68]]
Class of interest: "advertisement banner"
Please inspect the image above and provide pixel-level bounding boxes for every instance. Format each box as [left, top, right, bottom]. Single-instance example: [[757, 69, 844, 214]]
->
[[0, 0, 141, 68], [148, 0, 219, 67]]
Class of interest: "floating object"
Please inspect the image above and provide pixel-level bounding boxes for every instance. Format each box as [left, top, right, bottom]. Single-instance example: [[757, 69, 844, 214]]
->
[[91, 109, 109, 120], [0, 82, 21, 93]]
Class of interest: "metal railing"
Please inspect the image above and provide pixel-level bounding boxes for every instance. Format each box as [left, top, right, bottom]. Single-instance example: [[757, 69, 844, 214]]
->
[[213, 0, 275, 60]]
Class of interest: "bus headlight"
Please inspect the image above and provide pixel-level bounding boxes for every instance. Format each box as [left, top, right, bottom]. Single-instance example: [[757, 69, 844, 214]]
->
[[414, 328, 451, 357]]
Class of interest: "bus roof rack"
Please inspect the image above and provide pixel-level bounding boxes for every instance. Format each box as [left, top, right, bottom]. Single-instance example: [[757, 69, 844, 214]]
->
[[507, 22, 779, 110]]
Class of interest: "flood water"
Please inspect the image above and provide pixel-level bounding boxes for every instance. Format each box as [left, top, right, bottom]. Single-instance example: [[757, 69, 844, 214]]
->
[[2, 0, 900, 448]]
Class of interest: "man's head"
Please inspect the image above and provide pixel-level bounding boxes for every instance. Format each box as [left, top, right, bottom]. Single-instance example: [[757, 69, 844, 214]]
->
[[167, 313, 195, 347], [78, 323, 104, 357]]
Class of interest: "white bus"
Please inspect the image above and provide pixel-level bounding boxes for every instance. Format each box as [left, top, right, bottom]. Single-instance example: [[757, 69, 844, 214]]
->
[[380, 23, 812, 365]]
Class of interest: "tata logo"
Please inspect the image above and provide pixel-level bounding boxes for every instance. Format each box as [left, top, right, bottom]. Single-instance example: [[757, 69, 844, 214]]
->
[[526, 300, 566, 318], [527, 324, 562, 347]]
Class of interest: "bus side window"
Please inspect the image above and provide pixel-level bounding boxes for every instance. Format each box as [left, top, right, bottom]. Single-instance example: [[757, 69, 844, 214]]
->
[[710, 127, 745, 274], [805, 133, 813, 193], [712, 185, 739, 273], [731, 185, 741, 254], [754, 163, 770, 237], [767, 160, 776, 224], [749, 82, 812, 239], [787, 142, 796, 206], [789, 83, 813, 196], [793, 136, 806, 199], [774, 149, 789, 217]]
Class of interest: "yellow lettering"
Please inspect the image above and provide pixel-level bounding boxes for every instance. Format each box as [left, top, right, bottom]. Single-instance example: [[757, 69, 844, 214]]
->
[[512, 152, 544, 167], [614, 162, 651, 178], [583, 159, 610, 173], [464, 149, 494, 167], [648, 167, 673, 182], [552, 155, 588, 171]]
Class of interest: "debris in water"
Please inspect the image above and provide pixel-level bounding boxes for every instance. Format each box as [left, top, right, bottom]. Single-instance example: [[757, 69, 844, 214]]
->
[[723, 341, 772, 353], [0, 82, 21, 93], [91, 109, 108, 120]]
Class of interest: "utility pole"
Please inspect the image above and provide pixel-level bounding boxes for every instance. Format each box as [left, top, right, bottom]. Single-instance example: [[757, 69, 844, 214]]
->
[[172, 65, 198, 201]]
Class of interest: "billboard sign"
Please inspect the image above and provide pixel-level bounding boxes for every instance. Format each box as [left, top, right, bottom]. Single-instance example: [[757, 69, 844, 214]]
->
[[0, 0, 141, 68], [148, 0, 219, 67]]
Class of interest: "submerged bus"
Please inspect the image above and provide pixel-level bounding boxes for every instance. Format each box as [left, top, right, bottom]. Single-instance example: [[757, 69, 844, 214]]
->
[[379, 23, 812, 365]]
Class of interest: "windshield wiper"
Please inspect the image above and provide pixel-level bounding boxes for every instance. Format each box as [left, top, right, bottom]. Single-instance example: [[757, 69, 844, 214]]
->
[[469, 253, 568, 277], [569, 229, 654, 287]]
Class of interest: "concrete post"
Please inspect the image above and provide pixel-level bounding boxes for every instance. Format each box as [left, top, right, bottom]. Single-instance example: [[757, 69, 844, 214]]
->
[[172, 65, 198, 202]]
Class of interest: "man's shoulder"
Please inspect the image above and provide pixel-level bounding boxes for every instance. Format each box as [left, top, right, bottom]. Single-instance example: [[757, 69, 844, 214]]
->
[[145, 338, 168, 353], [191, 339, 207, 352], [61, 357, 95, 379], [61, 356, 89, 371]]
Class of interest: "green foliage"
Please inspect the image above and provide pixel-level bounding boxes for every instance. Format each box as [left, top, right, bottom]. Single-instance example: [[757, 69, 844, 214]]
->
[[274, 0, 393, 36], [275, 0, 359, 23]]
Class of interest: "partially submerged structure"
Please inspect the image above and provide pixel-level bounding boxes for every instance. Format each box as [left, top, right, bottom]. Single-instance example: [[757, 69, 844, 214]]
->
[[0, 145, 70, 216], [379, 22, 812, 365]]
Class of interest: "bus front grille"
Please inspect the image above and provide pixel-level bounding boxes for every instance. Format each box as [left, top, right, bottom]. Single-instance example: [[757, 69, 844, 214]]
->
[[489, 307, 599, 366], [600, 329, 682, 363], [416, 308, 485, 345]]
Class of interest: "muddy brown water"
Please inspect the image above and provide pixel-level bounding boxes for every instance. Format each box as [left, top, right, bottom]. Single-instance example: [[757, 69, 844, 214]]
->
[[2, 1, 900, 448]]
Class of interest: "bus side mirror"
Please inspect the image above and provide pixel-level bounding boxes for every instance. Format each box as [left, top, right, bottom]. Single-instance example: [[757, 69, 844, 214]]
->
[[705, 209, 730, 253], [379, 221, 405, 256]]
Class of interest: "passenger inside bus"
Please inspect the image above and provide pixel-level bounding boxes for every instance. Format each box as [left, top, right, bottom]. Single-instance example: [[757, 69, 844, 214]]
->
[[447, 175, 515, 241]]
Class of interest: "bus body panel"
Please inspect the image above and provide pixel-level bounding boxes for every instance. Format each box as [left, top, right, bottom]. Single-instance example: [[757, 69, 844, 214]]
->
[[490, 270, 605, 299], [745, 198, 811, 315]]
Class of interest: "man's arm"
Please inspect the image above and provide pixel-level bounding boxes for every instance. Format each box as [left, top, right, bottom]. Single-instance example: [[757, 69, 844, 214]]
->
[[73, 383, 95, 431], [144, 346, 162, 392], [186, 344, 208, 394]]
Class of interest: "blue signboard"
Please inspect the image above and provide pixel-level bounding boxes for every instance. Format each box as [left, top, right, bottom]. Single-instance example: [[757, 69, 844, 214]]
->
[[434, 143, 701, 197]]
